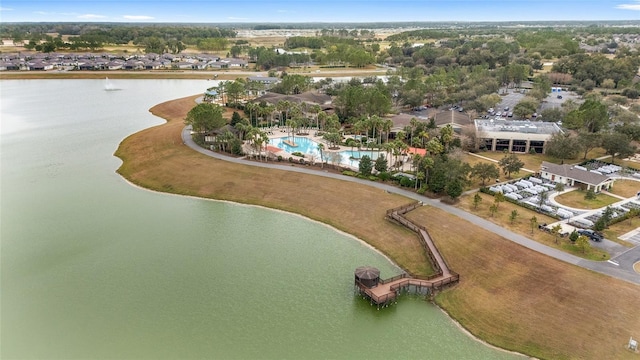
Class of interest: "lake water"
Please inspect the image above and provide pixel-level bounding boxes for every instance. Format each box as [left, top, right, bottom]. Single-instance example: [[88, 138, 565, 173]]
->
[[0, 79, 519, 359]]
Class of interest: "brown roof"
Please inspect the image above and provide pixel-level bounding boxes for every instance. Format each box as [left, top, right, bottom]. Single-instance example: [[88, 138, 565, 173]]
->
[[433, 110, 472, 127], [540, 161, 611, 186]]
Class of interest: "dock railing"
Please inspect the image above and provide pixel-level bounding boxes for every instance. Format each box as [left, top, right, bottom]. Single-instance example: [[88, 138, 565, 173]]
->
[[385, 201, 459, 286]]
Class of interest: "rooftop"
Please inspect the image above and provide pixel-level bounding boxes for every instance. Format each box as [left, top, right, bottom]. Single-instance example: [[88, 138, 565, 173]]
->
[[475, 119, 562, 135]]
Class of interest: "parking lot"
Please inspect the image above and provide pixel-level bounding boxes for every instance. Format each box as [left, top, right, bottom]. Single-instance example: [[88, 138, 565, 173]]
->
[[539, 89, 582, 113]]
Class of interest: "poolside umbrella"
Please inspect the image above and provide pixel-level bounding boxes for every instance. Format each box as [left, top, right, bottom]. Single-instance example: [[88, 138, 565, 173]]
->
[[354, 266, 380, 288]]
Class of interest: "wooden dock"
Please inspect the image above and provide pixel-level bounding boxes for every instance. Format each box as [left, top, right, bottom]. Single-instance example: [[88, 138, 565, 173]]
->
[[355, 201, 460, 308]]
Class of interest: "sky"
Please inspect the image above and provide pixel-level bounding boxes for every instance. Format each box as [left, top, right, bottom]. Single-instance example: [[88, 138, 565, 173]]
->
[[0, 0, 639, 23]]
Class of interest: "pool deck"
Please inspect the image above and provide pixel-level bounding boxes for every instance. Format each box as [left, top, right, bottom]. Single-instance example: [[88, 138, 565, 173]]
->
[[265, 128, 413, 171]]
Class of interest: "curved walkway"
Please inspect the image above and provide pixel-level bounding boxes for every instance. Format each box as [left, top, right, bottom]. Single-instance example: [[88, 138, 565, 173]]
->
[[182, 127, 640, 285]]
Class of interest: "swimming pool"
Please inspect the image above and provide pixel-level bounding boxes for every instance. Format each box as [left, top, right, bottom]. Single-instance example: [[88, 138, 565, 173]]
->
[[269, 136, 384, 168], [269, 137, 322, 156]]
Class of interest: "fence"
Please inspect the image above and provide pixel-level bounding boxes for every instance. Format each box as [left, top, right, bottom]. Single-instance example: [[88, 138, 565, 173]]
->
[[385, 202, 459, 286]]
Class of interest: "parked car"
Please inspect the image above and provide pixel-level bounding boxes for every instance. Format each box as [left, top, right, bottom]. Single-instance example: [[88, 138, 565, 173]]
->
[[577, 229, 603, 242], [507, 112, 513, 117], [557, 95, 563, 99], [504, 106, 510, 111]]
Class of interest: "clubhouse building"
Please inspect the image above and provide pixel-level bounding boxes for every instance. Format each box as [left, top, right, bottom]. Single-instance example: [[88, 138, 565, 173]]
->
[[474, 119, 563, 154]]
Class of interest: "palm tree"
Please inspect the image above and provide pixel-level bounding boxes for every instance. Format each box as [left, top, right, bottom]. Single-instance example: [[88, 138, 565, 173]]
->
[[264, 104, 276, 129], [382, 118, 393, 144], [276, 100, 291, 128], [317, 111, 327, 132], [317, 143, 325, 168], [409, 117, 419, 144], [310, 104, 322, 130]]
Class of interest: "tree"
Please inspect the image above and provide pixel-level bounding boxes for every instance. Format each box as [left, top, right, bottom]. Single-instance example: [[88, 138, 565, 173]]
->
[[446, 179, 464, 200], [489, 203, 498, 217], [317, 143, 325, 168], [576, 131, 602, 160], [510, 209, 519, 224], [564, 100, 609, 133], [499, 154, 524, 178], [374, 154, 388, 173], [569, 230, 579, 243], [470, 162, 500, 186], [544, 133, 580, 164], [185, 103, 225, 133], [513, 97, 539, 118], [530, 216, 538, 235], [575, 235, 590, 254], [601, 132, 636, 164], [594, 206, 614, 231], [359, 155, 373, 176], [473, 193, 482, 209], [551, 224, 563, 244], [494, 192, 505, 209]]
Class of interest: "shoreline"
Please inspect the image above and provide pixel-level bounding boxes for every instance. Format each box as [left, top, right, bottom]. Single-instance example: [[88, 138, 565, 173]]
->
[[114, 92, 640, 360], [0, 68, 387, 81], [118, 161, 531, 359]]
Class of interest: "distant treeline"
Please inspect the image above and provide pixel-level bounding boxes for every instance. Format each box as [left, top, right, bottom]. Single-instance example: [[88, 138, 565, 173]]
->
[[0, 23, 237, 48]]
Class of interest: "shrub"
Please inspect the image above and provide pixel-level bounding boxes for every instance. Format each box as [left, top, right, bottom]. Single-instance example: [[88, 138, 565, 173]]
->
[[277, 155, 283, 162], [400, 177, 414, 187], [342, 170, 358, 177], [378, 172, 391, 181], [288, 157, 294, 162]]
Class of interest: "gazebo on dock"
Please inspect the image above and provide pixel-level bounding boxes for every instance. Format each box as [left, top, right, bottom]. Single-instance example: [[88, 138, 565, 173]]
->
[[354, 266, 380, 288]]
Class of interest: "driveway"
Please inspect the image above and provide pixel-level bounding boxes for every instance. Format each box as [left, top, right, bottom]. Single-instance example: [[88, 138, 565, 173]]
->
[[182, 127, 640, 285]]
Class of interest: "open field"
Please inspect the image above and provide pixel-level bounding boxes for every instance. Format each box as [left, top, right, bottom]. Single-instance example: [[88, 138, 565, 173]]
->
[[115, 94, 640, 359], [406, 206, 640, 360], [475, 151, 555, 174]]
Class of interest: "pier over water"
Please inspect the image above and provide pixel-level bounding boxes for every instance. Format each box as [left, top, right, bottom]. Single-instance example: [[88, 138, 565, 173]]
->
[[355, 202, 460, 308]]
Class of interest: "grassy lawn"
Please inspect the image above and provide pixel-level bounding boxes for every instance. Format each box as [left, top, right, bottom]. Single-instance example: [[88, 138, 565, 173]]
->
[[475, 151, 555, 173], [554, 189, 620, 210], [609, 179, 640, 198], [115, 94, 640, 360], [405, 205, 640, 360], [457, 192, 609, 261], [604, 219, 640, 247], [461, 153, 507, 188]]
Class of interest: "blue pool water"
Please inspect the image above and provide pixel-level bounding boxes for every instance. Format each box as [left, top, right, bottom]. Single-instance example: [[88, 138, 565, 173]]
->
[[269, 136, 384, 168], [269, 137, 322, 156]]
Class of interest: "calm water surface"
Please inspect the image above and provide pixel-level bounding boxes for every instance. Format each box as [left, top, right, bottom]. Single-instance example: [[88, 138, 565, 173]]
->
[[0, 80, 519, 359]]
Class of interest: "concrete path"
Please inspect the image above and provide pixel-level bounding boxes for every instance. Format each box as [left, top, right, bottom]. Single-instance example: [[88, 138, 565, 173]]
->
[[181, 127, 640, 285]]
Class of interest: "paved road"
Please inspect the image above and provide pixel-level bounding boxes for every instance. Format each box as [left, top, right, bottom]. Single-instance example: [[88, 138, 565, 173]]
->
[[181, 127, 640, 285]]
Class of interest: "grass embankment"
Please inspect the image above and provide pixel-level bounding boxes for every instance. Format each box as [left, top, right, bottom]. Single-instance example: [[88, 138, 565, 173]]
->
[[406, 206, 640, 360], [115, 95, 434, 277], [115, 95, 640, 360]]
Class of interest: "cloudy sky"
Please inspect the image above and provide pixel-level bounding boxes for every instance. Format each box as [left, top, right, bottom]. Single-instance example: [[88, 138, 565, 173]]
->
[[0, 0, 639, 23]]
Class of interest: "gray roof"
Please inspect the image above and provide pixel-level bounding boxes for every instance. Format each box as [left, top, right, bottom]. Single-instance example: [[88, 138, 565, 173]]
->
[[476, 119, 561, 135], [540, 161, 611, 186]]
